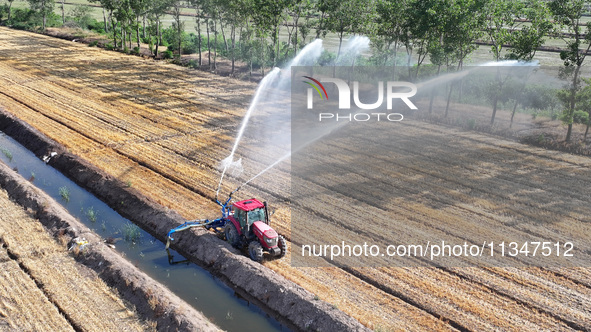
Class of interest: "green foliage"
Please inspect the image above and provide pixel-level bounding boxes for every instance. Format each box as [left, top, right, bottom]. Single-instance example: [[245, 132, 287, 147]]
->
[[161, 26, 180, 50], [88, 40, 99, 47], [27, 0, 56, 29], [0, 147, 12, 161], [317, 50, 336, 66], [570, 109, 589, 124], [549, 0, 588, 67], [67, 4, 92, 29], [182, 33, 200, 54], [0, 4, 8, 22], [59, 186, 70, 202], [505, 0, 553, 61], [162, 49, 173, 59], [88, 19, 104, 33], [122, 222, 142, 242], [85, 206, 98, 222]]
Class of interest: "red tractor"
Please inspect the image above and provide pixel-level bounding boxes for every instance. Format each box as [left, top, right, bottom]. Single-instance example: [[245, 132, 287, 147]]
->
[[166, 195, 287, 262], [224, 198, 287, 262]]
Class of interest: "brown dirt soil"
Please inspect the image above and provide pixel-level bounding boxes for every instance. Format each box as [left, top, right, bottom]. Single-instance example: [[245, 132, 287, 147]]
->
[[0, 161, 221, 332], [1, 26, 591, 331]]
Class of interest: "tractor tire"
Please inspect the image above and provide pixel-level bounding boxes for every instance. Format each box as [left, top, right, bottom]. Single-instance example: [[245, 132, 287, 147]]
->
[[277, 235, 287, 258], [248, 242, 264, 262], [225, 224, 240, 248]]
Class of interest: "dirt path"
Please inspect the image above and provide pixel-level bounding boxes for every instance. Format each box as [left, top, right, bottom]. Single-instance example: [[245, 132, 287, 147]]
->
[[1, 26, 590, 331], [0, 188, 148, 331]]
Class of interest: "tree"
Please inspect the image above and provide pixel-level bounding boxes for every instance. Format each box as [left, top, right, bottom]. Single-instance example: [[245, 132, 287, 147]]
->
[[506, 0, 552, 127], [113, 0, 133, 51], [375, 0, 411, 71], [60, 0, 65, 24], [549, 0, 591, 142], [483, 0, 524, 125], [146, 0, 173, 57], [406, 0, 447, 79], [575, 77, 591, 139], [317, 0, 366, 61], [89, 0, 118, 45], [130, 0, 148, 51], [506, 0, 553, 61], [171, 0, 184, 60], [251, 0, 289, 67], [6, 0, 15, 21], [441, 0, 486, 117], [290, 0, 315, 54], [27, 0, 55, 30], [189, 0, 205, 66], [217, 0, 249, 75]]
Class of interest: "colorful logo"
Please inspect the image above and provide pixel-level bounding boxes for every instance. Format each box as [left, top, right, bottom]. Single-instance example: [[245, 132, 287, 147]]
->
[[302, 76, 328, 100]]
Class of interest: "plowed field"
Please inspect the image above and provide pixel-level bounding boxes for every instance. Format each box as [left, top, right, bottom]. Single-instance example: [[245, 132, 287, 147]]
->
[[0, 188, 147, 331], [1, 27, 590, 331]]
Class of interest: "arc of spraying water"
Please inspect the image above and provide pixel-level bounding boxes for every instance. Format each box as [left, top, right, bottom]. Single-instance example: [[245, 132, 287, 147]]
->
[[215, 39, 325, 198], [216, 67, 282, 198]]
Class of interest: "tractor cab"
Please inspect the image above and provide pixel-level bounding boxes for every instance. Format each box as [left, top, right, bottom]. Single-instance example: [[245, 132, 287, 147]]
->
[[231, 199, 268, 238]]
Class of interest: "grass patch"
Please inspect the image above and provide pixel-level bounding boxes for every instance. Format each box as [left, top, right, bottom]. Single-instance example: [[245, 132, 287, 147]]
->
[[59, 186, 70, 202], [85, 206, 98, 222], [0, 147, 13, 161], [122, 222, 142, 243]]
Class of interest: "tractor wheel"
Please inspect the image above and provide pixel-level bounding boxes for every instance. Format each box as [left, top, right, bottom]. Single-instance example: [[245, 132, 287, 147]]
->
[[277, 235, 287, 258], [248, 242, 264, 262], [225, 224, 240, 248]]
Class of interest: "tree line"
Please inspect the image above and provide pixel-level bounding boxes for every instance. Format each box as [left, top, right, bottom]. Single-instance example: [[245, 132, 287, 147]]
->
[[2, 0, 591, 141]]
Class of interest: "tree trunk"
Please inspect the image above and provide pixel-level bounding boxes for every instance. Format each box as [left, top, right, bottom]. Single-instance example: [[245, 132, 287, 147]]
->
[[490, 67, 501, 125], [510, 100, 519, 128], [337, 31, 344, 61], [136, 15, 141, 50], [221, 19, 228, 53], [142, 15, 146, 39], [260, 35, 265, 77], [110, 12, 117, 48], [102, 7, 108, 32], [293, 16, 299, 54], [566, 65, 581, 142], [273, 25, 279, 67], [7, 1, 12, 21], [213, 20, 218, 70], [406, 47, 412, 79], [61, 0, 65, 24], [196, 10, 202, 66], [585, 119, 590, 140], [429, 65, 442, 114], [490, 97, 499, 125], [122, 25, 126, 50], [206, 19, 211, 68], [177, 20, 182, 60], [231, 24, 235, 76], [445, 83, 454, 118], [155, 19, 161, 57], [42, 12, 47, 30]]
